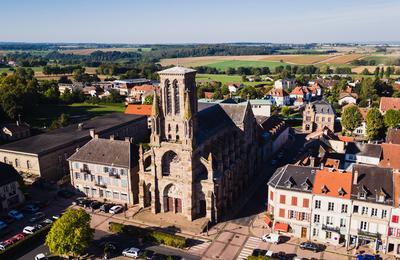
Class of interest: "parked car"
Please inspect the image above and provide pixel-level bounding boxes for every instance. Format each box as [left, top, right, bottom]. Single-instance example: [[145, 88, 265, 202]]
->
[[122, 247, 141, 258], [8, 210, 24, 220], [30, 212, 46, 223], [0, 215, 15, 224], [0, 221, 7, 230], [22, 204, 39, 213], [35, 253, 48, 260], [0, 240, 12, 251], [299, 241, 321, 252], [90, 201, 102, 210], [356, 254, 381, 260], [52, 214, 62, 220], [73, 197, 91, 207], [252, 249, 268, 256], [109, 205, 124, 214], [262, 233, 282, 244], [12, 232, 25, 241], [23, 225, 41, 235], [140, 249, 155, 259], [41, 218, 54, 226], [57, 189, 75, 198], [100, 203, 115, 213]]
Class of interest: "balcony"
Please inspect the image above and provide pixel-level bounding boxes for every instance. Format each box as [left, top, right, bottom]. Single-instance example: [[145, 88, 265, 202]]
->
[[322, 224, 341, 233], [95, 182, 107, 188], [357, 229, 380, 238]]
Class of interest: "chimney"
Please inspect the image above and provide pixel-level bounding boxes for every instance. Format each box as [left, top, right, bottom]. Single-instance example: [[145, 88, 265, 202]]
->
[[89, 129, 96, 138], [110, 134, 115, 141], [94, 134, 99, 139], [353, 170, 359, 185]]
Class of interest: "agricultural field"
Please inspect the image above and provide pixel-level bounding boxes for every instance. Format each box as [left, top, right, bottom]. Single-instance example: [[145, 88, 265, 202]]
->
[[160, 53, 367, 68]]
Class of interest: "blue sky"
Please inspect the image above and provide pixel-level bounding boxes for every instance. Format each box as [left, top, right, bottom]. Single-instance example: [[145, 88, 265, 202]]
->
[[1, 0, 399, 43]]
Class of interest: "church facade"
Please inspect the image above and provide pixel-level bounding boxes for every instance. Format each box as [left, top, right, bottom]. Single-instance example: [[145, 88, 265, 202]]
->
[[137, 66, 258, 222]]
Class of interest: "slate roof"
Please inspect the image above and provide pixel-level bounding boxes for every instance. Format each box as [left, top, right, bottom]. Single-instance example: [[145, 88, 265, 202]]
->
[[68, 138, 133, 168], [312, 100, 335, 115], [346, 142, 382, 158], [351, 164, 393, 205], [0, 162, 22, 186], [0, 113, 145, 156], [268, 165, 319, 193], [1, 122, 30, 133], [195, 102, 249, 144]]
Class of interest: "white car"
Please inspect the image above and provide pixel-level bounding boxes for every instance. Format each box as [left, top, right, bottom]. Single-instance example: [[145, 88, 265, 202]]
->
[[35, 253, 47, 260], [109, 205, 124, 214], [23, 225, 39, 235], [122, 247, 140, 258], [262, 233, 282, 244]]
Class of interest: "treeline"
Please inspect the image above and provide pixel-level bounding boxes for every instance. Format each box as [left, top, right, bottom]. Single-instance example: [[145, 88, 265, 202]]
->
[[351, 59, 377, 66], [97, 62, 162, 80], [42, 65, 83, 75], [44, 51, 141, 65]]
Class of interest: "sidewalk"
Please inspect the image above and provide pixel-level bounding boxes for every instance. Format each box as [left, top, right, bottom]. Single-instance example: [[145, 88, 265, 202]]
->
[[249, 212, 396, 259]]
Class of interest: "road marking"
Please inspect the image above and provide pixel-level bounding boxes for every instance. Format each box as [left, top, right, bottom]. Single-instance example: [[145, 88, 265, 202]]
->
[[188, 240, 211, 255], [237, 236, 261, 259]]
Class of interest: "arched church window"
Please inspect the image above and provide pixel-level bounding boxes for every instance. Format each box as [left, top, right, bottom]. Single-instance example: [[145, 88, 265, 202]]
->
[[173, 80, 180, 114], [168, 124, 171, 132], [175, 124, 179, 133], [165, 80, 172, 114]]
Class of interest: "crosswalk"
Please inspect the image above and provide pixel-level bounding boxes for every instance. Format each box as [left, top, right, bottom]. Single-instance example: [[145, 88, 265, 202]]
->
[[237, 236, 261, 259], [188, 240, 211, 255]]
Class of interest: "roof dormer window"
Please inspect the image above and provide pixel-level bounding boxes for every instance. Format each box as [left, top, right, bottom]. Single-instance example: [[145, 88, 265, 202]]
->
[[285, 176, 295, 188], [338, 187, 346, 196], [301, 177, 312, 191], [377, 189, 387, 203], [321, 185, 329, 194]]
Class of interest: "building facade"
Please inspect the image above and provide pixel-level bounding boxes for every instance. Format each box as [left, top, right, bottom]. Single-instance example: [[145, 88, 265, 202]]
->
[[137, 66, 258, 222], [0, 162, 25, 211], [302, 100, 336, 133]]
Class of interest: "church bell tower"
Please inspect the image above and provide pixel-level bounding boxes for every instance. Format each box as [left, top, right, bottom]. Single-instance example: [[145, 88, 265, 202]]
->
[[150, 66, 197, 149]]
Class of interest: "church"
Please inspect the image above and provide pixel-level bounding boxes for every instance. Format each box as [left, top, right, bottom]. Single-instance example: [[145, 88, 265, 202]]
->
[[137, 66, 259, 223]]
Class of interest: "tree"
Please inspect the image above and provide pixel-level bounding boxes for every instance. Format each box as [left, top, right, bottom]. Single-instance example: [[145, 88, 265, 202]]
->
[[341, 105, 362, 133], [143, 95, 153, 105], [281, 106, 290, 117], [366, 108, 385, 140], [46, 208, 93, 257], [384, 109, 400, 129]]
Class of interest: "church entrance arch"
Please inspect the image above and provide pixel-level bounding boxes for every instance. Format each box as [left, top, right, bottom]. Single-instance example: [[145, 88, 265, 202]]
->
[[163, 184, 182, 213]]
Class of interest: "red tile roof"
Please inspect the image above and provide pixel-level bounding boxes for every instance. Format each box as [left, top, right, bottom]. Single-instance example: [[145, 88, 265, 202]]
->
[[338, 135, 354, 143], [124, 104, 152, 116], [132, 84, 157, 92], [290, 86, 305, 96], [312, 168, 353, 199], [268, 88, 289, 97], [380, 143, 400, 169], [204, 92, 214, 99], [380, 97, 400, 112]]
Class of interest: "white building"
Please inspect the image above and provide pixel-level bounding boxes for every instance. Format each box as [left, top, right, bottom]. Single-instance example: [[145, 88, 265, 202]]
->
[[267, 88, 290, 107], [274, 78, 296, 90], [248, 99, 272, 117]]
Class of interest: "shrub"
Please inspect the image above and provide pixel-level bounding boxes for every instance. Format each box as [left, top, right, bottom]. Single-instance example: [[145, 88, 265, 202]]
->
[[248, 256, 271, 260], [108, 222, 187, 248]]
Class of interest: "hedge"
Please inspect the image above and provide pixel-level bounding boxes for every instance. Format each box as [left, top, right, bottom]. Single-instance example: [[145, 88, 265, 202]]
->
[[247, 256, 271, 260], [109, 222, 187, 248], [0, 224, 52, 258]]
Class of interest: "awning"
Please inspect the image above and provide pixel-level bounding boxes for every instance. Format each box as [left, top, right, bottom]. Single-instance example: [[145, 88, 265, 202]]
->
[[264, 215, 272, 226], [274, 222, 289, 232]]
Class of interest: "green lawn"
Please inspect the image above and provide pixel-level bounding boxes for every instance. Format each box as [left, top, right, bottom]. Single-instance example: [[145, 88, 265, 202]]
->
[[27, 102, 125, 127], [204, 60, 290, 70]]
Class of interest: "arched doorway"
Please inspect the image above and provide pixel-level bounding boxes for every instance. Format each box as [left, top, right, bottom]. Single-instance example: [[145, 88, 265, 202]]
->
[[163, 184, 182, 213]]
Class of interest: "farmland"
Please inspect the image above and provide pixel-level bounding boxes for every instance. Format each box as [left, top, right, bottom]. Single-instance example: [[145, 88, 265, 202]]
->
[[196, 74, 272, 86], [60, 47, 151, 55]]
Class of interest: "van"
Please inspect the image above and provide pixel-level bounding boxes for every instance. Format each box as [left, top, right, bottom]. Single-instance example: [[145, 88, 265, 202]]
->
[[261, 233, 282, 244]]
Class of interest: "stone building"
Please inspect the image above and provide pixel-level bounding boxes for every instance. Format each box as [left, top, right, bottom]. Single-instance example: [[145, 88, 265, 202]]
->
[[137, 66, 258, 223], [302, 100, 336, 133], [0, 162, 25, 211]]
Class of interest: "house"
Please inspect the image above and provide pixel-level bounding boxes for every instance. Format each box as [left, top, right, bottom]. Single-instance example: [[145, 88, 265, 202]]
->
[[267, 88, 290, 106], [379, 143, 400, 171], [342, 105, 369, 137], [344, 142, 382, 167], [267, 165, 318, 238], [248, 99, 272, 117], [68, 136, 138, 205], [386, 127, 400, 144], [349, 164, 393, 253], [227, 82, 243, 93], [290, 86, 311, 102], [82, 86, 98, 97], [257, 115, 290, 159], [274, 78, 296, 90], [380, 97, 400, 114], [338, 92, 358, 106], [302, 100, 336, 133], [308, 82, 323, 98], [0, 162, 25, 211], [1, 122, 30, 142], [311, 168, 353, 247], [130, 84, 158, 103], [113, 78, 151, 96], [58, 83, 83, 94], [0, 114, 148, 181]]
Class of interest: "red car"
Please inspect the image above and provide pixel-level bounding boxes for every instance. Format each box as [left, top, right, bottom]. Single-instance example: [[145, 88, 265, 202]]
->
[[12, 233, 25, 241]]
